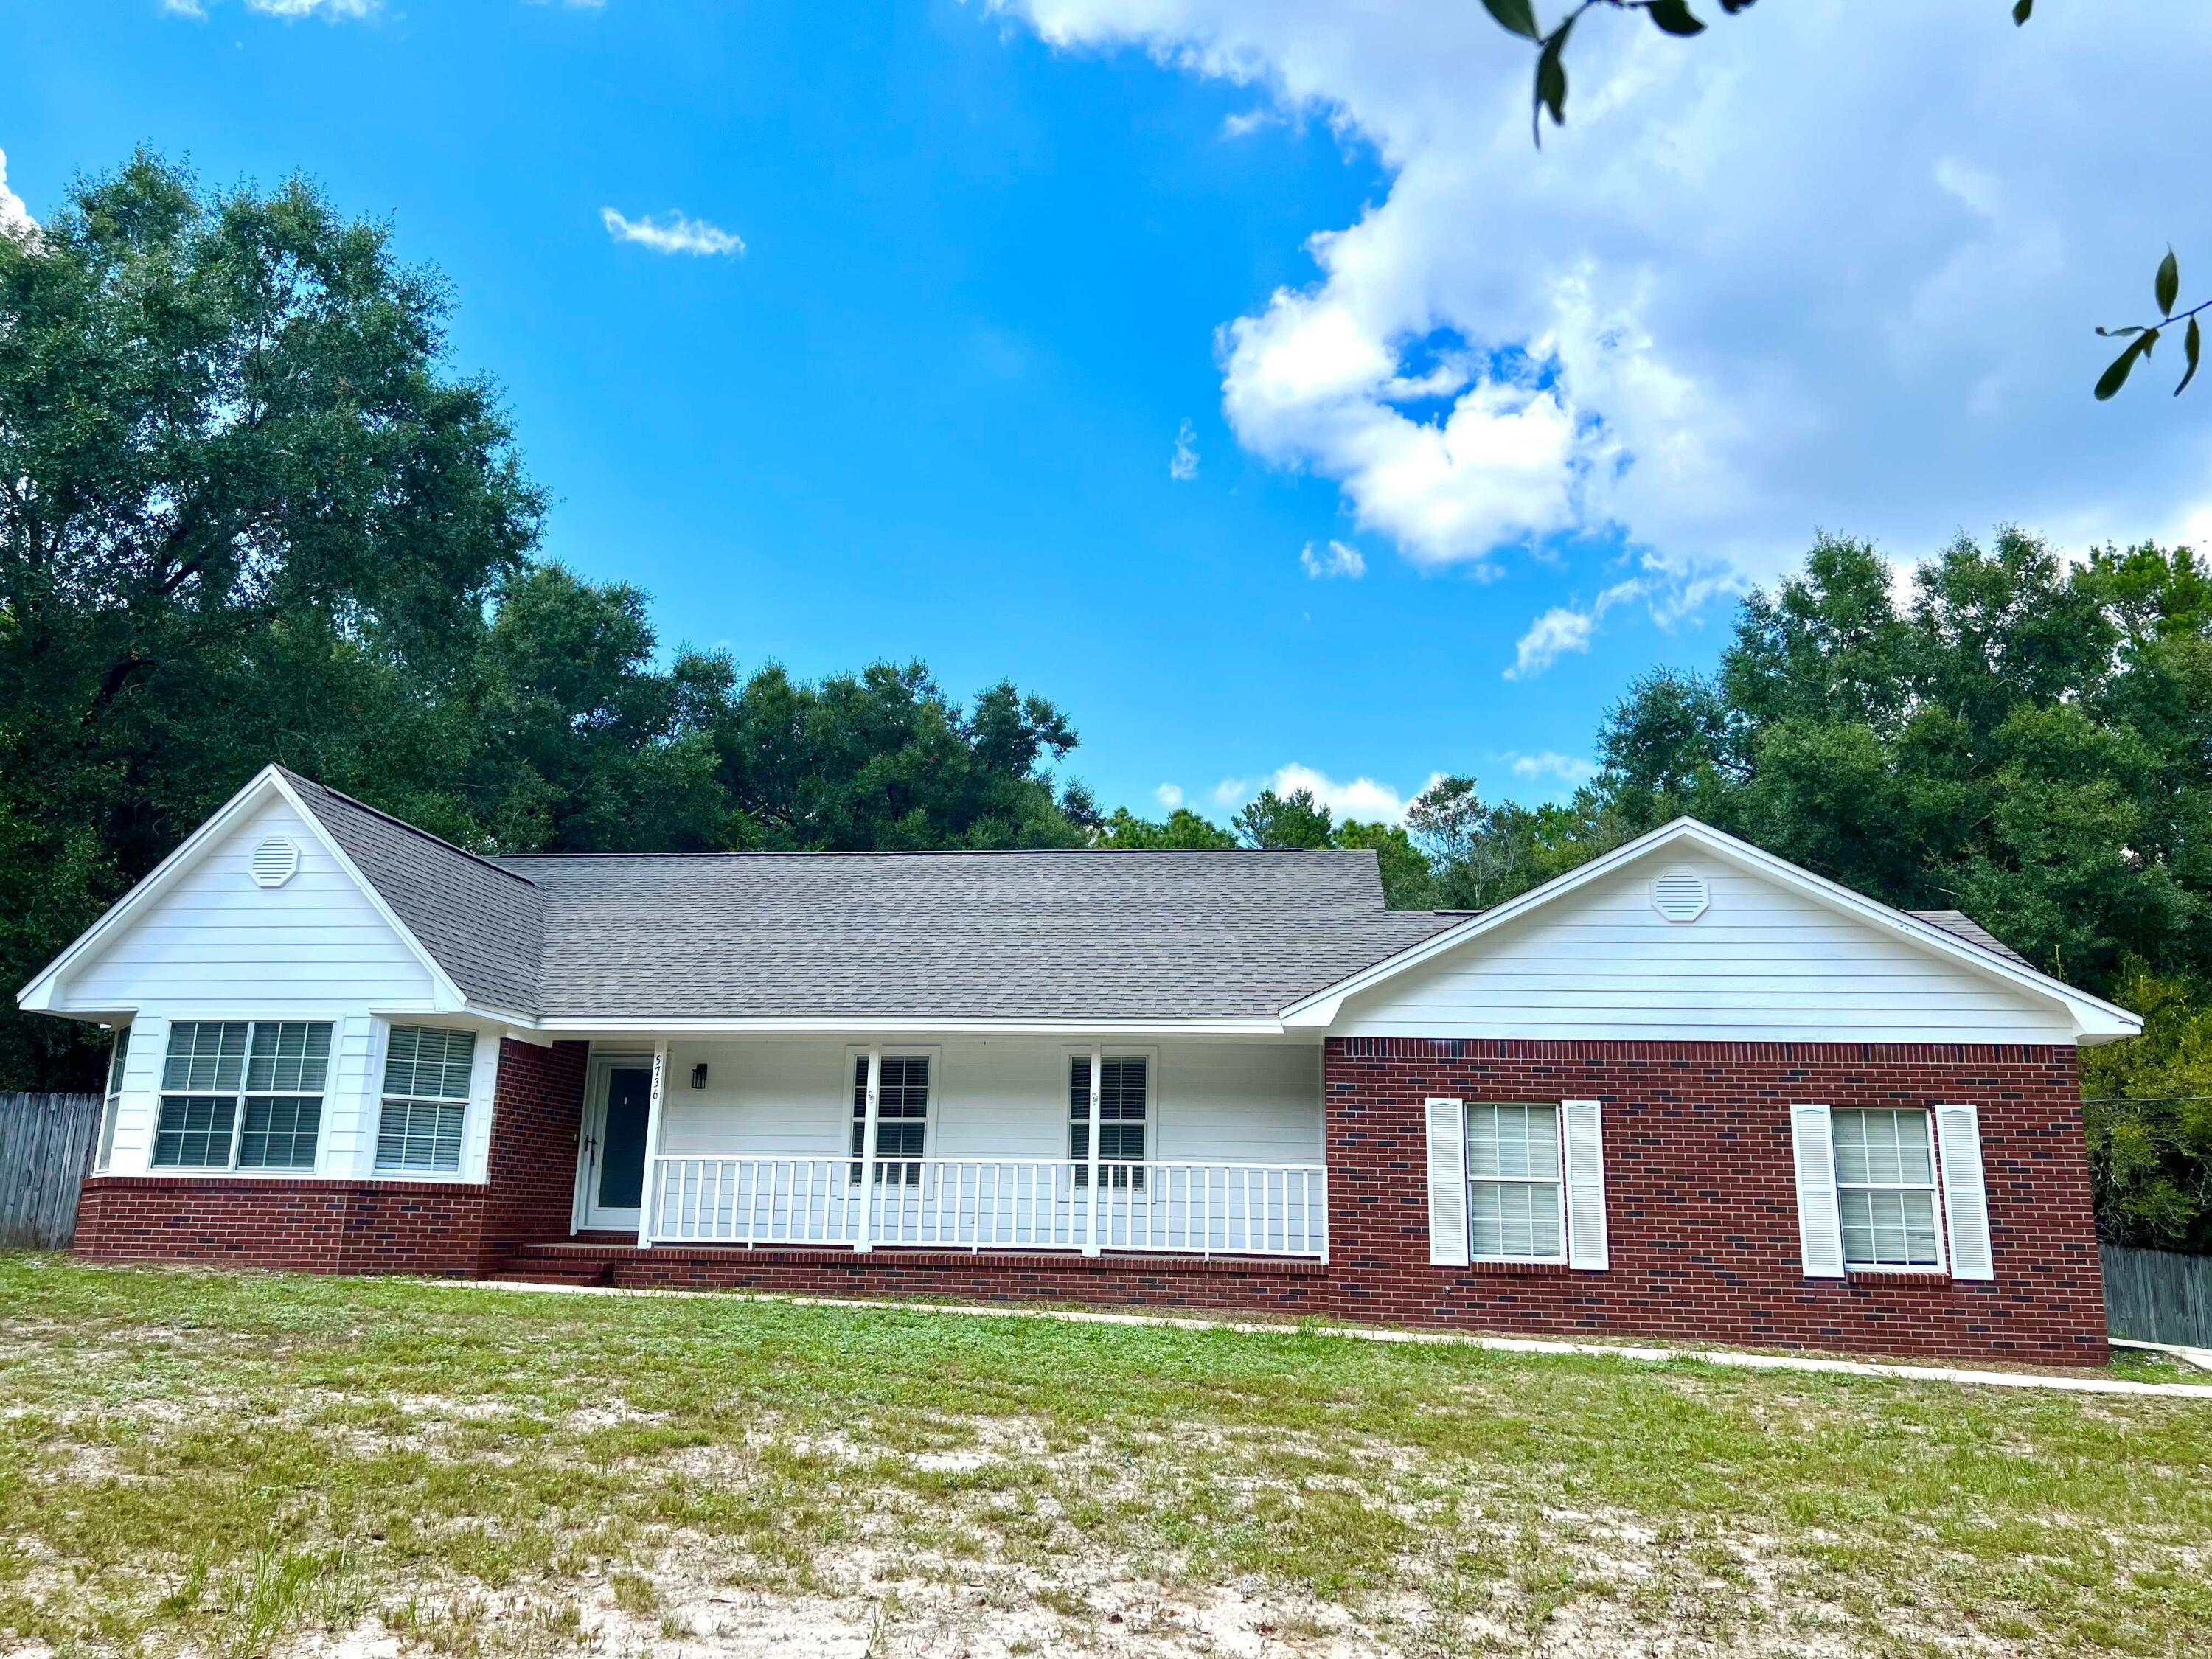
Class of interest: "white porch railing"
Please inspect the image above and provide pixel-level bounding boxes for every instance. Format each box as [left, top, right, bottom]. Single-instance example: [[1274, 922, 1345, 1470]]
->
[[644, 1155, 1327, 1260]]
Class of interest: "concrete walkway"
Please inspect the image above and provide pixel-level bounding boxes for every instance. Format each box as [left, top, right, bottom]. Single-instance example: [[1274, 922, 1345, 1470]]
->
[[437, 1276, 2212, 1401]]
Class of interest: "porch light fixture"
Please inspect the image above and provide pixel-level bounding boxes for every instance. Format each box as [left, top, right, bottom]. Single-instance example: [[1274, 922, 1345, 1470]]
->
[[691, 1063, 708, 1090]]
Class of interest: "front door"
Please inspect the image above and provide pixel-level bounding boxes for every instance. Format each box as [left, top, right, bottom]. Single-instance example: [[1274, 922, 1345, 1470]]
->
[[579, 1059, 653, 1231]]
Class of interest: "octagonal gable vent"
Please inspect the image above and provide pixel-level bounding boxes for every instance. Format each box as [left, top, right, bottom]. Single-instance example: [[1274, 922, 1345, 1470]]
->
[[248, 835, 300, 889], [1652, 866, 1709, 922]]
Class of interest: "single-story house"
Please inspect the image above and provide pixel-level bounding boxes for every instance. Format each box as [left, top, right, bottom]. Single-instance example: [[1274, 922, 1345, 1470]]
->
[[18, 765, 2140, 1364]]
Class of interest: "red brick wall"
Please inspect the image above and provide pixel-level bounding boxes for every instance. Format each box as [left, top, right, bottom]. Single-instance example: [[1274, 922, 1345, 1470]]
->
[[72, 1037, 591, 1277], [1324, 1037, 2109, 1366], [74, 1177, 487, 1276], [524, 1242, 1326, 1314], [479, 1039, 590, 1270]]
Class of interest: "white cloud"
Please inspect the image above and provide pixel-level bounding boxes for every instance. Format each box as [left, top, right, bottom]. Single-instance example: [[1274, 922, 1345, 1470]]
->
[[601, 208, 746, 257], [1503, 574, 1652, 678], [1213, 762, 1442, 824], [1506, 605, 1595, 680], [1298, 538, 1366, 579], [1154, 782, 1186, 809], [1508, 751, 1597, 785], [992, 1, 2212, 640], [161, 0, 383, 17], [1221, 108, 1275, 138], [1169, 417, 1200, 479], [0, 150, 34, 243]]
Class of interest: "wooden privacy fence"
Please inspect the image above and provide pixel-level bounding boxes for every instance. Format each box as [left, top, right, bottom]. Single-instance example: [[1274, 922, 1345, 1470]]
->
[[0, 1093, 102, 1249], [2102, 1244, 2212, 1349]]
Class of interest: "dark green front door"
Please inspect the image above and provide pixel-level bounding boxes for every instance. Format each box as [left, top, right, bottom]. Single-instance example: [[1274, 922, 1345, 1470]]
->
[[596, 1065, 651, 1214]]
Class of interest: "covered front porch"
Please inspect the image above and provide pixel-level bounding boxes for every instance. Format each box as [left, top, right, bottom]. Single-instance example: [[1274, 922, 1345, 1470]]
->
[[562, 1033, 1329, 1262]]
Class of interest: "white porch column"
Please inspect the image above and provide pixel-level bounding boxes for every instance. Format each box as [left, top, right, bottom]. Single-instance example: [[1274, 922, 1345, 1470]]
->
[[855, 1047, 882, 1252], [1083, 1043, 1103, 1256], [636, 1041, 668, 1250]]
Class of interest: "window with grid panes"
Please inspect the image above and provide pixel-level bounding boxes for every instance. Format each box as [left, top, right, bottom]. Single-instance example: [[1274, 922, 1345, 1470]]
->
[[1832, 1108, 1941, 1268], [1069, 1055, 1147, 1187], [376, 1026, 477, 1172], [152, 1020, 330, 1170], [849, 1054, 930, 1183], [1465, 1102, 1565, 1262]]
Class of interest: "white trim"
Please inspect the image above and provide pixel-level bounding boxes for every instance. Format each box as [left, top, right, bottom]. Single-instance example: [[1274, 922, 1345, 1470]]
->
[[16, 766, 467, 1015], [637, 1043, 668, 1248], [577, 1051, 654, 1232], [1278, 817, 2143, 1044]]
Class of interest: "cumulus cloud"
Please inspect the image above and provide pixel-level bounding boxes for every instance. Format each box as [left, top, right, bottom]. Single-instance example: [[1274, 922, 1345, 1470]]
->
[[1169, 417, 1200, 480], [992, 1, 2212, 659], [1154, 782, 1186, 809], [1298, 538, 1366, 579], [1508, 751, 1597, 785], [1214, 762, 1441, 824], [601, 208, 747, 257], [0, 150, 33, 243]]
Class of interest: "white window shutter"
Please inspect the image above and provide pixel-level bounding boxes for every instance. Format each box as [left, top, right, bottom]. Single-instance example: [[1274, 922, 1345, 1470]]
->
[[1935, 1104, 1994, 1281], [1425, 1097, 1468, 1267], [1562, 1099, 1609, 1270], [1790, 1104, 1845, 1278]]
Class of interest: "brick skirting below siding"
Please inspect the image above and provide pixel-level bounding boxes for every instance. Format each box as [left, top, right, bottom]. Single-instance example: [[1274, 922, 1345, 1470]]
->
[[1324, 1037, 2110, 1366], [74, 1175, 488, 1276], [512, 1242, 1327, 1314]]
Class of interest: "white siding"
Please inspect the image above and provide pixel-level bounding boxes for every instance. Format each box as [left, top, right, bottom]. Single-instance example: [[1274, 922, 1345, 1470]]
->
[[654, 1035, 1322, 1164], [1334, 851, 2076, 1043], [61, 799, 439, 1015]]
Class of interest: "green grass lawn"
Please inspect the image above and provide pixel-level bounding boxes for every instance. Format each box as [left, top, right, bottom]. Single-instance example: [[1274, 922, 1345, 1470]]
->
[[1, 1255, 2208, 1658]]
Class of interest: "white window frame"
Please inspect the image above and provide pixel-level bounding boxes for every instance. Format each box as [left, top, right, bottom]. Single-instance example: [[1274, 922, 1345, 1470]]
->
[[94, 1024, 131, 1175], [844, 1045, 940, 1183], [373, 1023, 480, 1177], [149, 1018, 335, 1175], [1464, 1101, 1568, 1266], [1830, 1105, 1948, 1275], [1062, 1045, 1159, 1187]]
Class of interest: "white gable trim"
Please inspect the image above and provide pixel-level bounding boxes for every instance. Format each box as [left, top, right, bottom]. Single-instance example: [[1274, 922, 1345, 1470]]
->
[[16, 765, 468, 1016], [1280, 818, 2142, 1045]]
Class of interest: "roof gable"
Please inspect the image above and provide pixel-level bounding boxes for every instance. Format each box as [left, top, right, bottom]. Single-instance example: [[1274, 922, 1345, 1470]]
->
[[1286, 818, 2141, 1045], [18, 768, 465, 1016]]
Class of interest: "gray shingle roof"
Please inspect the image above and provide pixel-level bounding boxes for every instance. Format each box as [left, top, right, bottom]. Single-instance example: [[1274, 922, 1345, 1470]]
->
[[282, 771, 546, 1015], [498, 849, 1457, 1022], [281, 772, 2038, 1022], [1907, 908, 2034, 970], [281, 770, 1452, 1021]]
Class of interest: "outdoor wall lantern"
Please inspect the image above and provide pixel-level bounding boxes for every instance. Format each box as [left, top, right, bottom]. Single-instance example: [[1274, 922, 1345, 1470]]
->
[[691, 1063, 709, 1090]]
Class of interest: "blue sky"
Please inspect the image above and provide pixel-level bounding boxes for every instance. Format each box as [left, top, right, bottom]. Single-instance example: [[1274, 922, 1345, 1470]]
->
[[7, 1, 2212, 825]]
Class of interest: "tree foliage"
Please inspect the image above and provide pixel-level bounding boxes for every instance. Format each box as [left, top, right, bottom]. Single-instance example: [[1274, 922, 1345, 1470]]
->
[[0, 156, 1090, 1087], [1402, 531, 2212, 1249]]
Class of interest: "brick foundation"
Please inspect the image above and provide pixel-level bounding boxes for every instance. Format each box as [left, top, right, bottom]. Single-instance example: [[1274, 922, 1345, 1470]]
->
[[1324, 1037, 2110, 1366], [73, 1037, 590, 1278], [518, 1242, 1326, 1313], [73, 1176, 488, 1276]]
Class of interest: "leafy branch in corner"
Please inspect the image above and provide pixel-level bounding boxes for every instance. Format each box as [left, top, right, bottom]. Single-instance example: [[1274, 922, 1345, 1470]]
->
[[1478, 0, 1758, 145], [2095, 248, 2208, 401]]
